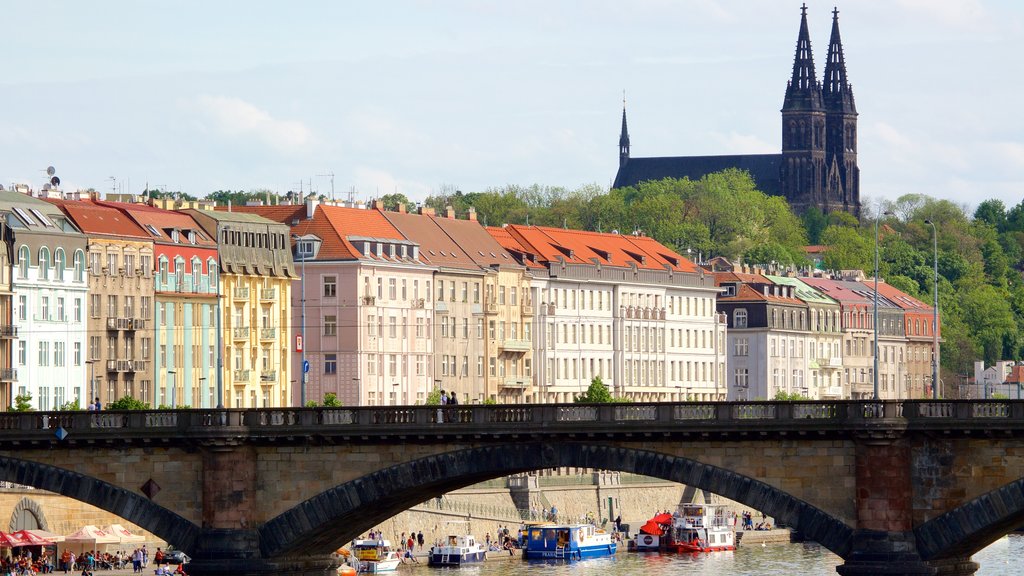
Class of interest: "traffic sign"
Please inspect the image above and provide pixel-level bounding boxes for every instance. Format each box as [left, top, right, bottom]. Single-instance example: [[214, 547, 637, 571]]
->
[[303, 360, 310, 374]]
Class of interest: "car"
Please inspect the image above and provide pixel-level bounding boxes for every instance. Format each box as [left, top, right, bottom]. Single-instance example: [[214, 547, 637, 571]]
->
[[163, 550, 191, 565]]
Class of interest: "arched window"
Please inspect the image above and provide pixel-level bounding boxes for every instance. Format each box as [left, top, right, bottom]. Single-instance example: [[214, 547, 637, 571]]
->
[[174, 257, 185, 291], [733, 309, 748, 329], [159, 256, 169, 286], [17, 246, 29, 279], [208, 260, 219, 291], [55, 248, 66, 279], [38, 247, 51, 280], [74, 250, 85, 282], [191, 257, 201, 292]]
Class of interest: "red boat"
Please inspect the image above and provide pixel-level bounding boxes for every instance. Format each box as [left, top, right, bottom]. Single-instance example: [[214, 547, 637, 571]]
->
[[669, 503, 736, 553]]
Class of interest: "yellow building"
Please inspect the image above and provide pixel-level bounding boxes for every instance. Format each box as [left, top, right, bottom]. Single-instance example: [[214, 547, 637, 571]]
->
[[185, 208, 298, 408]]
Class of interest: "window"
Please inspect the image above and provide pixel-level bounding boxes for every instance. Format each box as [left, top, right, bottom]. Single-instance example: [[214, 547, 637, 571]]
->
[[55, 248, 66, 278], [74, 342, 81, 365], [325, 354, 337, 374], [389, 278, 397, 300], [18, 341, 26, 366], [54, 342, 65, 367], [324, 315, 337, 336], [735, 337, 749, 357], [141, 297, 151, 318], [18, 295, 26, 321], [389, 316, 397, 338], [75, 298, 82, 322], [473, 283, 480, 303], [17, 246, 29, 279], [39, 247, 51, 280], [38, 342, 50, 366], [57, 297, 65, 321], [734, 309, 748, 329]]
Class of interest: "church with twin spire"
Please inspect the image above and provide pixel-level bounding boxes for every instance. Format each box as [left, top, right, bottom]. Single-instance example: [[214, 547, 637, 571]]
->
[[612, 5, 861, 218]]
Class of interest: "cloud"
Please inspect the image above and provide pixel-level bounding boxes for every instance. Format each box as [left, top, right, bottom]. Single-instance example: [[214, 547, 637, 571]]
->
[[352, 166, 433, 202], [189, 95, 313, 154]]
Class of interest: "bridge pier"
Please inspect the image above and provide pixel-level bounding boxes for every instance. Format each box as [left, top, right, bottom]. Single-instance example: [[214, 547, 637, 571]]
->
[[835, 530, 977, 576]]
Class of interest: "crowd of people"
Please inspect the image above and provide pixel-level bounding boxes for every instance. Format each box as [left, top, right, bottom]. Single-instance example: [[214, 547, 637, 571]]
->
[[2, 550, 53, 575]]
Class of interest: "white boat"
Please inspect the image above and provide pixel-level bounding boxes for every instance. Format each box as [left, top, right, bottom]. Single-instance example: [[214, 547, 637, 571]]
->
[[670, 503, 736, 553], [428, 534, 487, 566], [351, 539, 402, 573]]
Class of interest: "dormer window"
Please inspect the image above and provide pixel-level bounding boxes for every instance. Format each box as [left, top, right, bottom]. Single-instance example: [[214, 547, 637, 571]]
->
[[187, 230, 196, 244], [170, 229, 180, 243], [734, 308, 748, 329]]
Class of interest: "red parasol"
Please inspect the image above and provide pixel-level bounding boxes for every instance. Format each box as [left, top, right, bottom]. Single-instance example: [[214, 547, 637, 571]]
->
[[651, 512, 673, 525], [12, 530, 54, 545], [0, 532, 29, 548], [638, 520, 664, 536]]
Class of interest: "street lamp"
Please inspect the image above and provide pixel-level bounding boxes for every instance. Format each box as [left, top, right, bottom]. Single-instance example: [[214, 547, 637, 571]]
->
[[198, 376, 207, 408], [873, 210, 895, 400], [84, 359, 95, 408], [923, 219, 940, 399], [292, 234, 307, 407], [167, 370, 177, 408]]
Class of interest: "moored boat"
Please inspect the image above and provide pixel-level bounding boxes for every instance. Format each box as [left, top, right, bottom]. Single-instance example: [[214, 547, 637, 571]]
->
[[523, 523, 617, 560], [351, 539, 402, 573], [670, 503, 736, 553], [429, 534, 487, 566]]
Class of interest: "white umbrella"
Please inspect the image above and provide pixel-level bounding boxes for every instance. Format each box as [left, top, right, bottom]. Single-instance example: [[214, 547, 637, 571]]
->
[[103, 525, 145, 544], [26, 529, 64, 543], [63, 525, 119, 552]]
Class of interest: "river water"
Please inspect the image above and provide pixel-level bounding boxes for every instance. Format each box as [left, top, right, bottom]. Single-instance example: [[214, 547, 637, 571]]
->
[[409, 535, 1023, 576]]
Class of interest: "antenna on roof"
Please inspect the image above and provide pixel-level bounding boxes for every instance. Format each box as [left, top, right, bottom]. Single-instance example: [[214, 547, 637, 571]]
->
[[317, 172, 335, 200]]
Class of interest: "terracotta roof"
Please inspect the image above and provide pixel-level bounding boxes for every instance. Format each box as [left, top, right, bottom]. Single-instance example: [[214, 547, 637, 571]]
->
[[44, 198, 150, 239], [97, 200, 216, 247], [429, 215, 521, 269], [1007, 366, 1024, 384], [487, 226, 546, 269], [217, 204, 306, 225], [498, 225, 697, 273], [714, 272, 803, 304], [868, 281, 933, 312], [380, 211, 478, 270], [800, 277, 873, 305]]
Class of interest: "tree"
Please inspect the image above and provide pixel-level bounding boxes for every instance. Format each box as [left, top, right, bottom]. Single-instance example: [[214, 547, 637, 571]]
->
[[820, 225, 871, 271], [424, 388, 442, 406], [974, 199, 1007, 230], [378, 193, 411, 211], [575, 376, 613, 403], [107, 396, 150, 410], [323, 393, 342, 407], [773, 391, 812, 401], [60, 399, 82, 411], [802, 207, 829, 245], [11, 393, 33, 411]]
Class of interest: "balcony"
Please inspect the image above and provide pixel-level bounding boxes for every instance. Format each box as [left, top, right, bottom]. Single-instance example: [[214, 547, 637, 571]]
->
[[0, 368, 16, 382], [411, 298, 425, 309], [362, 295, 376, 305], [117, 317, 134, 330], [521, 301, 534, 316], [106, 359, 132, 372], [260, 288, 277, 301], [260, 327, 277, 340], [260, 370, 277, 383], [106, 318, 118, 331], [233, 369, 251, 383], [0, 325, 16, 338], [233, 326, 250, 340], [817, 357, 843, 369], [435, 301, 448, 314], [500, 339, 531, 352], [232, 287, 250, 300], [132, 360, 149, 372], [133, 318, 147, 330], [502, 377, 529, 389], [485, 300, 499, 314]]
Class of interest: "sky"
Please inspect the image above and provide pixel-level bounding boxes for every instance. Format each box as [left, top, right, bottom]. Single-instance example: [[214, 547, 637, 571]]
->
[[1, 0, 1022, 213]]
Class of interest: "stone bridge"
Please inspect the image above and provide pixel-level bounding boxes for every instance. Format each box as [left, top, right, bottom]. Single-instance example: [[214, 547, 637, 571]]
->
[[1, 401, 1023, 576]]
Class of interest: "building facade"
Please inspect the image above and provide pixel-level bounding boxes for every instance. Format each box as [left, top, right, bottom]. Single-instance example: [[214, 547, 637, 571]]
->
[[2, 188, 88, 410]]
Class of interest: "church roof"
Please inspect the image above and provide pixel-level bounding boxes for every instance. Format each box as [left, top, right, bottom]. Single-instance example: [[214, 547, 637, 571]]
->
[[612, 153, 782, 194]]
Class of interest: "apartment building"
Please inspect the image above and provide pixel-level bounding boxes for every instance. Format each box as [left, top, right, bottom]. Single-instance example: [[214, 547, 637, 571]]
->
[[0, 219, 15, 408], [231, 198, 434, 406], [871, 280, 937, 398], [2, 187, 88, 410], [494, 225, 724, 403], [185, 207, 296, 408], [46, 193, 156, 406]]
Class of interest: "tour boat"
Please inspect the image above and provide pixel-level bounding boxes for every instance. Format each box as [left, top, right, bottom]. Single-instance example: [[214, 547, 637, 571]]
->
[[350, 539, 402, 573], [670, 503, 736, 553], [522, 523, 617, 560], [428, 534, 487, 566]]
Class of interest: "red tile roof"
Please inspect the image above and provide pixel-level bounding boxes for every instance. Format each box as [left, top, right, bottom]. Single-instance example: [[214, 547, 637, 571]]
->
[[45, 198, 149, 239], [217, 204, 307, 225], [800, 277, 873, 304], [868, 280, 933, 312], [714, 272, 804, 304], [494, 225, 697, 273], [380, 210, 478, 270], [96, 200, 216, 246]]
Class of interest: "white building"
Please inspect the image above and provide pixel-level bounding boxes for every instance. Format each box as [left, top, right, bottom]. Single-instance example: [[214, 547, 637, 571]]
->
[[3, 188, 88, 409], [491, 225, 725, 403]]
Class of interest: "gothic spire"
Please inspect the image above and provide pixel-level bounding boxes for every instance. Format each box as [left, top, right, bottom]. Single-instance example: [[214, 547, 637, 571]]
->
[[619, 93, 630, 167], [783, 3, 823, 111], [822, 7, 856, 113]]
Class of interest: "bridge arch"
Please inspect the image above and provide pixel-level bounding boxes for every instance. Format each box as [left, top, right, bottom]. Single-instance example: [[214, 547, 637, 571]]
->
[[260, 441, 854, 559], [915, 477, 1024, 561], [0, 456, 199, 548]]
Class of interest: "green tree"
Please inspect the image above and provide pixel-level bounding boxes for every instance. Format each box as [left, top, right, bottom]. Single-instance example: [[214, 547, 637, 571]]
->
[[974, 199, 1007, 230], [378, 193, 411, 211], [11, 393, 33, 411], [107, 396, 150, 410], [802, 207, 829, 245], [424, 388, 442, 406], [323, 392, 342, 407], [820, 225, 871, 271], [575, 376, 614, 403], [773, 391, 812, 401], [60, 399, 82, 411]]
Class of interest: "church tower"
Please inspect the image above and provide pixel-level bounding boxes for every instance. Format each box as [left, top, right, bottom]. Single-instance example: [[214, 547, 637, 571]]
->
[[822, 7, 860, 217], [780, 3, 826, 214], [619, 98, 631, 168]]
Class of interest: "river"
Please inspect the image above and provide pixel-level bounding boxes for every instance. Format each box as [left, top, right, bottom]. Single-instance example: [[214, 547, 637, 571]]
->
[[408, 535, 1024, 575]]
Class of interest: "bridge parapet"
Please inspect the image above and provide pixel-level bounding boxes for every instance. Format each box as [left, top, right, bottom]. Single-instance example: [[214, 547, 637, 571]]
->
[[2, 401, 1024, 448]]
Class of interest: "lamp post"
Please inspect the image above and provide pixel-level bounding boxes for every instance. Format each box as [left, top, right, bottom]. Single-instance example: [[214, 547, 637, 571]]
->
[[292, 235, 306, 407], [84, 359, 95, 408], [167, 370, 176, 408], [923, 219, 940, 399], [873, 210, 895, 400], [215, 229, 227, 409], [198, 376, 207, 408]]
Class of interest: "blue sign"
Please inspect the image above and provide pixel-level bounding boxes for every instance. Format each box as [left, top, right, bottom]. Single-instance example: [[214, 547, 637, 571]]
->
[[303, 360, 310, 374]]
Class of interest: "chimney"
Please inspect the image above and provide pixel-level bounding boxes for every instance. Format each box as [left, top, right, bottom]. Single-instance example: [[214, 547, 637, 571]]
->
[[445, 205, 455, 219], [397, 203, 407, 214], [420, 206, 435, 217], [372, 200, 384, 210], [305, 194, 320, 219], [467, 206, 477, 222]]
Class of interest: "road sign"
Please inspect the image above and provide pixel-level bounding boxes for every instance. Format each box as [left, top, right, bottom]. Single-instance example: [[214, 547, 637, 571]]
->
[[303, 360, 310, 374], [296, 334, 303, 352]]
